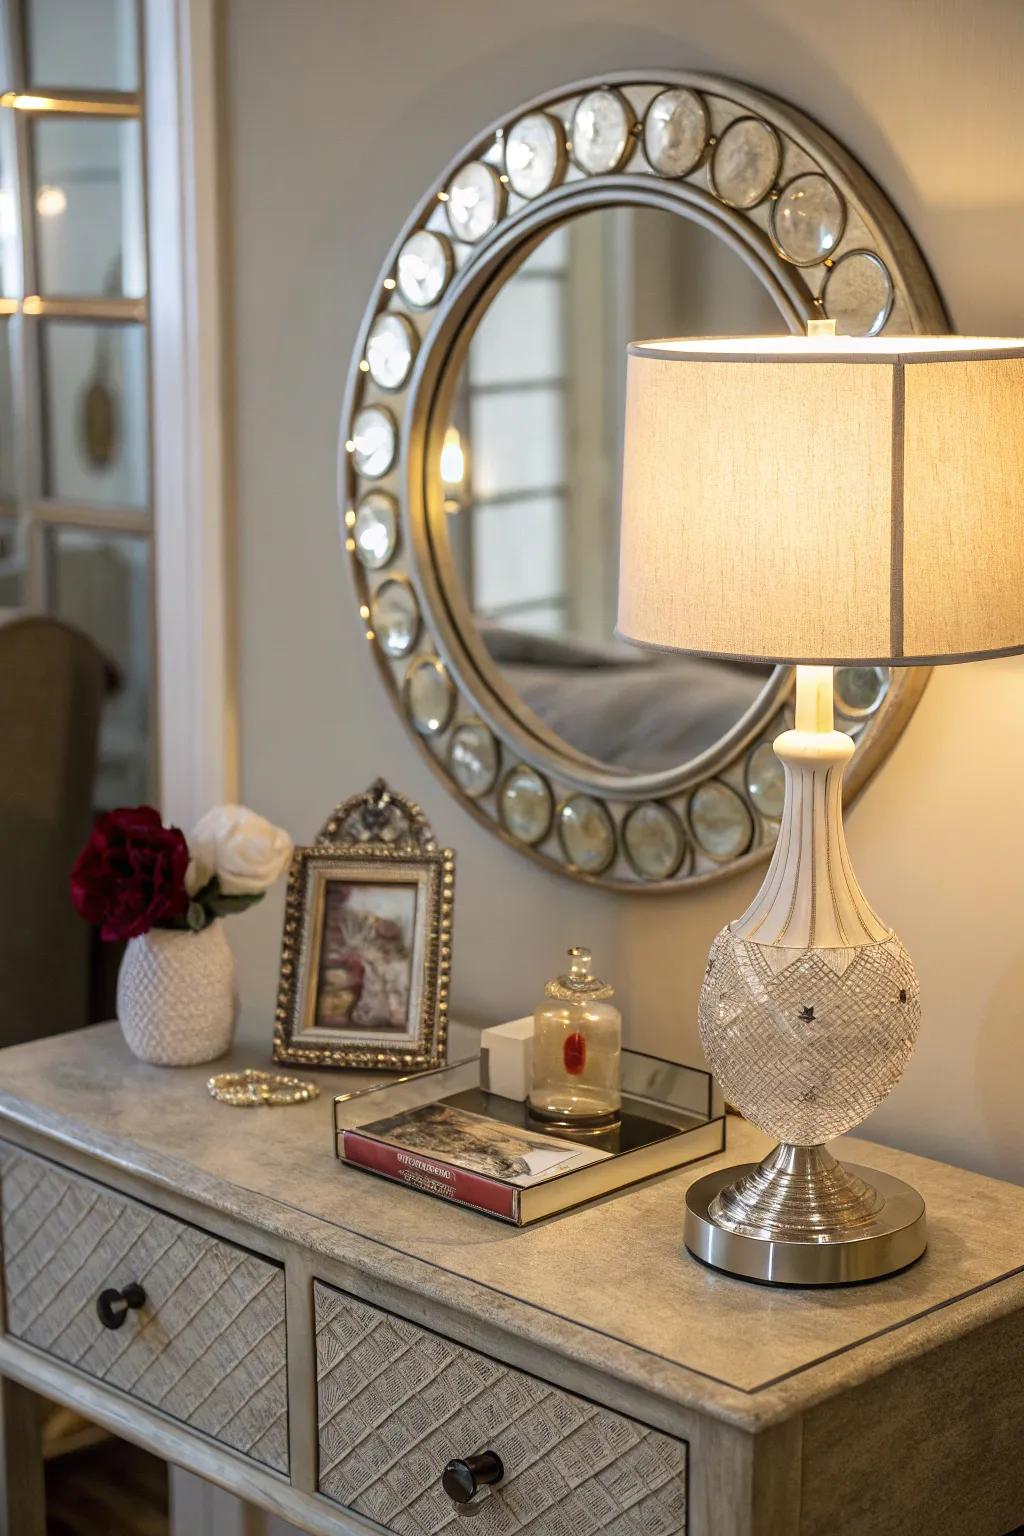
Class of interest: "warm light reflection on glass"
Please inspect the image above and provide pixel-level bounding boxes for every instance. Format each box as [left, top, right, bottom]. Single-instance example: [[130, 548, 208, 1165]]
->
[[22, 295, 42, 315], [35, 185, 67, 218], [1, 91, 137, 117], [439, 425, 465, 487]]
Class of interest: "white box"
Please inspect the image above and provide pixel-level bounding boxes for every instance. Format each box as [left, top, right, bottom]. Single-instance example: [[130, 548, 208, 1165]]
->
[[479, 1016, 534, 1102]]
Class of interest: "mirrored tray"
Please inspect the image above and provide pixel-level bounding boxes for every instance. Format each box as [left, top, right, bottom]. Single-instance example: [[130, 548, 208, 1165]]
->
[[333, 1050, 725, 1225]]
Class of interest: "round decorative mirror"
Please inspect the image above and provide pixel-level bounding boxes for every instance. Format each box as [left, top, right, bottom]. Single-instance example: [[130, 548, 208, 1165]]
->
[[340, 72, 947, 890]]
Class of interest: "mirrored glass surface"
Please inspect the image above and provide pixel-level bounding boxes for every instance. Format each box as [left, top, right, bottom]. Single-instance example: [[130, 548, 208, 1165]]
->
[[47, 526, 150, 805], [571, 89, 633, 174], [557, 794, 615, 873], [0, 517, 22, 605], [33, 118, 145, 298], [710, 117, 780, 208], [0, 319, 16, 503], [499, 765, 552, 844], [0, 147, 18, 297], [623, 801, 686, 880], [689, 780, 754, 860], [643, 88, 707, 178], [772, 174, 845, 266], [405, 656, 454, 735], [745, 741, 785, 819], [448, 720, 499, 797], [505, 112, 564, 200], [373, 578, 420, 658], [42, 320, 148, 506], [823, 251, 894, 337], [353, 491, 398, 570], [28, 0, 138, 91], [433, 207, 786, 775]]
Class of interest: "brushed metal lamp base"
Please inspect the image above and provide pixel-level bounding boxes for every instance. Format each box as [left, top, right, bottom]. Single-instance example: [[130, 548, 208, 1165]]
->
[[684, 1144, 926, 1285]]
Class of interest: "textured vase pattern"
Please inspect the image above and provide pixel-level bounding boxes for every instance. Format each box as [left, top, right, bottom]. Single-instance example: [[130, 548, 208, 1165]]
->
[[699, 926, 921, 1145], [117, 920, 238, 1066]]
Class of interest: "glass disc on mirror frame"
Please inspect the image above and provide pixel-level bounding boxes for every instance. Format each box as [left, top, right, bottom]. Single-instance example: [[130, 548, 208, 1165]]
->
[[352, 491, 398, 570], [689, 780, 754, 860], [771, 173, 845, 266], [448, 719, 500, 798], [446, 161, 506, 244], [557, 794, 616, 874], [835, 665, 890, 718], [365, 313, 418, 391], [745, 742, 785, 821], [372, 578, 420, 658], [504, 111, 566, 199], [499, 765, 553, 845], [642, 88, 707, 178], [822, 249, 893, 336], [349, 405, 396, 479], [623, 801, 687, 881], [404, 656, 455, 736], [396, 229, 453, 309], [709, 116, 780, 209], [570, 88, 634, 175]]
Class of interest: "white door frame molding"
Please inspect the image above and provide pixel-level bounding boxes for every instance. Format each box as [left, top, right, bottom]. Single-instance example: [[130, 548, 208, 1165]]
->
[[145, 0, 236, 829]]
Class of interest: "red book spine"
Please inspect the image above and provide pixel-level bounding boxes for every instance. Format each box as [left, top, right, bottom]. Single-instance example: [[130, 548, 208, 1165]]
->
[[341, 1132, 518, 1221]]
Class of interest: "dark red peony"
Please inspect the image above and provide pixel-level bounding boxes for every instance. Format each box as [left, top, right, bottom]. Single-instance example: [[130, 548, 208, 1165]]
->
[[70, 806, 190, 942]]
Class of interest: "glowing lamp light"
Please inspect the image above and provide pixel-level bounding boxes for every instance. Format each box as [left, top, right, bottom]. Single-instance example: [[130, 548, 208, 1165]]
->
[[439, 426, 465, 487], [35, 185, 66, 218]]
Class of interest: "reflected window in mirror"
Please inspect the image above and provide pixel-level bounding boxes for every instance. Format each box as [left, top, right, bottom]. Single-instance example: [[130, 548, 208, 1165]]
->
[[436, 207, 787, 774]]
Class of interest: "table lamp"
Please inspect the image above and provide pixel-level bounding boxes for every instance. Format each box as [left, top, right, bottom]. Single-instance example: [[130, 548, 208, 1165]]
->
[[618, 328, 1024, 1284]]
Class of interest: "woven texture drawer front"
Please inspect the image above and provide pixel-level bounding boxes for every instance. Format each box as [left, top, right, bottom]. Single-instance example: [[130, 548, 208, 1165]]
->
[[0, 1145, 288, 1473], [315, 1281, 687, 1534]]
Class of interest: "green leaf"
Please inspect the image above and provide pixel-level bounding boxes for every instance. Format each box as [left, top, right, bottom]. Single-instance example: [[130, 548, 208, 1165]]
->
[[187, 901, 209, 932]]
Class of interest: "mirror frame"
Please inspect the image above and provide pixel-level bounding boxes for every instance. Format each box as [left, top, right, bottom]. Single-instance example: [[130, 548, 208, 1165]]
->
[[340, 71, 948, 891]]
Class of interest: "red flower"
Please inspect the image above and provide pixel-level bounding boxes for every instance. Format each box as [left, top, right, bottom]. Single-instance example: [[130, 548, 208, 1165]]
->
[[70, 806, 190, 942]]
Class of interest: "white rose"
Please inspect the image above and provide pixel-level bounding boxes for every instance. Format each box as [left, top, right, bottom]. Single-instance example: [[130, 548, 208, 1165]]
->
[[185, 855, 213, 897], [189, 804, 293, 896]]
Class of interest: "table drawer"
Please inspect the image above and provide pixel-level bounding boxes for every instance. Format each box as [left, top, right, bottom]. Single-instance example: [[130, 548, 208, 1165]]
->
[[0, 1144, 288, 1473], [315, 1280, 687, 1534]]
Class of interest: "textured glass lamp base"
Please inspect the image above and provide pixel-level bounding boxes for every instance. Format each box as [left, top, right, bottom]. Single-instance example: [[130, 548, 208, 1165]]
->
[[685, 1149, 926, 1285]]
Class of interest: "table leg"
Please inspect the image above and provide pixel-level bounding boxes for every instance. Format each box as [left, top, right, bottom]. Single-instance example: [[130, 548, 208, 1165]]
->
[[0, 1376, 46, 1536]]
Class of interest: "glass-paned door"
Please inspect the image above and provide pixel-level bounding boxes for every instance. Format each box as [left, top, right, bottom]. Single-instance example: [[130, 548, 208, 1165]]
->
[[0, 0, 152, 805]]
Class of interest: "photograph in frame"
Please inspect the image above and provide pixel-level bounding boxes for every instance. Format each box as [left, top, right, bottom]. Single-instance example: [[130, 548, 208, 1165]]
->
[[273, 842, 453, 1070]]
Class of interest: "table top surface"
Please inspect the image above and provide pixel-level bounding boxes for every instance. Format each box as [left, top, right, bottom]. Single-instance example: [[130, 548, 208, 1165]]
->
[[2, 1022, 1023, 1429]]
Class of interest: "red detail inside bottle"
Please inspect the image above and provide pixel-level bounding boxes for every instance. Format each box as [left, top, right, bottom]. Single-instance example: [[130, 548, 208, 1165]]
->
[[563, 1032, 587, 1076]]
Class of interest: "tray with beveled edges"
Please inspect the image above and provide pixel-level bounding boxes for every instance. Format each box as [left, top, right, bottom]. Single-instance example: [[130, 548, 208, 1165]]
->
[[333, 1050, 725, 1225]]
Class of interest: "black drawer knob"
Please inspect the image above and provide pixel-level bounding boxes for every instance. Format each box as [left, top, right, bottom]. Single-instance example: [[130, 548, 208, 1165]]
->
[[442, 1450, 504, 1504], [96, 1283, 146, 1330]]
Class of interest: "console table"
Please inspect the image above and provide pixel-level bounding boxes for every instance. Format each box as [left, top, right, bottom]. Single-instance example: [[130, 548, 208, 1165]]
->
[[1, 1023, 1023, 1536]]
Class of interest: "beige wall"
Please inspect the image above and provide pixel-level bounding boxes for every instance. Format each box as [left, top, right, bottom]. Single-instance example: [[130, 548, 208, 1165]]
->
[[222, 0, 1024, 1182]]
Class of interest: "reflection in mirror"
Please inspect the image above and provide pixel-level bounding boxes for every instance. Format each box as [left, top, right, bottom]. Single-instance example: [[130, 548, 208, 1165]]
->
[[436, 207, 789, 774]]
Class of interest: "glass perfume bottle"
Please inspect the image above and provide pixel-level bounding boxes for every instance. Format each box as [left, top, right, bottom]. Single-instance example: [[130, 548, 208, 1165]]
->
[[529, 947, 621, 1126]]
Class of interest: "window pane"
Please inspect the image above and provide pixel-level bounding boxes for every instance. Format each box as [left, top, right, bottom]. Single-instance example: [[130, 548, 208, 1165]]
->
[[34, 118, 145, 298], [0, 149, 18, 297], [28, 0, 138, 92], [0, 517, 23, 605], [468, 275, 564, 387], [42, 320, 148, 507], [472, 495, 567, 617], [470, 387, 565, 499], [48, 527, 150, 805], [0, 319, 16, 501]]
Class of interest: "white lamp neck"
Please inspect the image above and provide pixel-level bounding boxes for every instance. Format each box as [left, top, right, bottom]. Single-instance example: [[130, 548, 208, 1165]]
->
[[731, 665, 890, 950]]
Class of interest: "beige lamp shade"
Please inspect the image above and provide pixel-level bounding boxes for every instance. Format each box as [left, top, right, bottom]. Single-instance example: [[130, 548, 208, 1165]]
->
[[617, 336, 1024, 665]]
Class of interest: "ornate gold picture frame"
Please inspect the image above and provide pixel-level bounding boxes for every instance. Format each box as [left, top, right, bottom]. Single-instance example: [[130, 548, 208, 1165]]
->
[[273, 785, 453, 1070]]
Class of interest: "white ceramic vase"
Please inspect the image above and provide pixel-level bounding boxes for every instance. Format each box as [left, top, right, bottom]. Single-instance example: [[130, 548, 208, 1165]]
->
[[116, 920, 238, 1066]]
